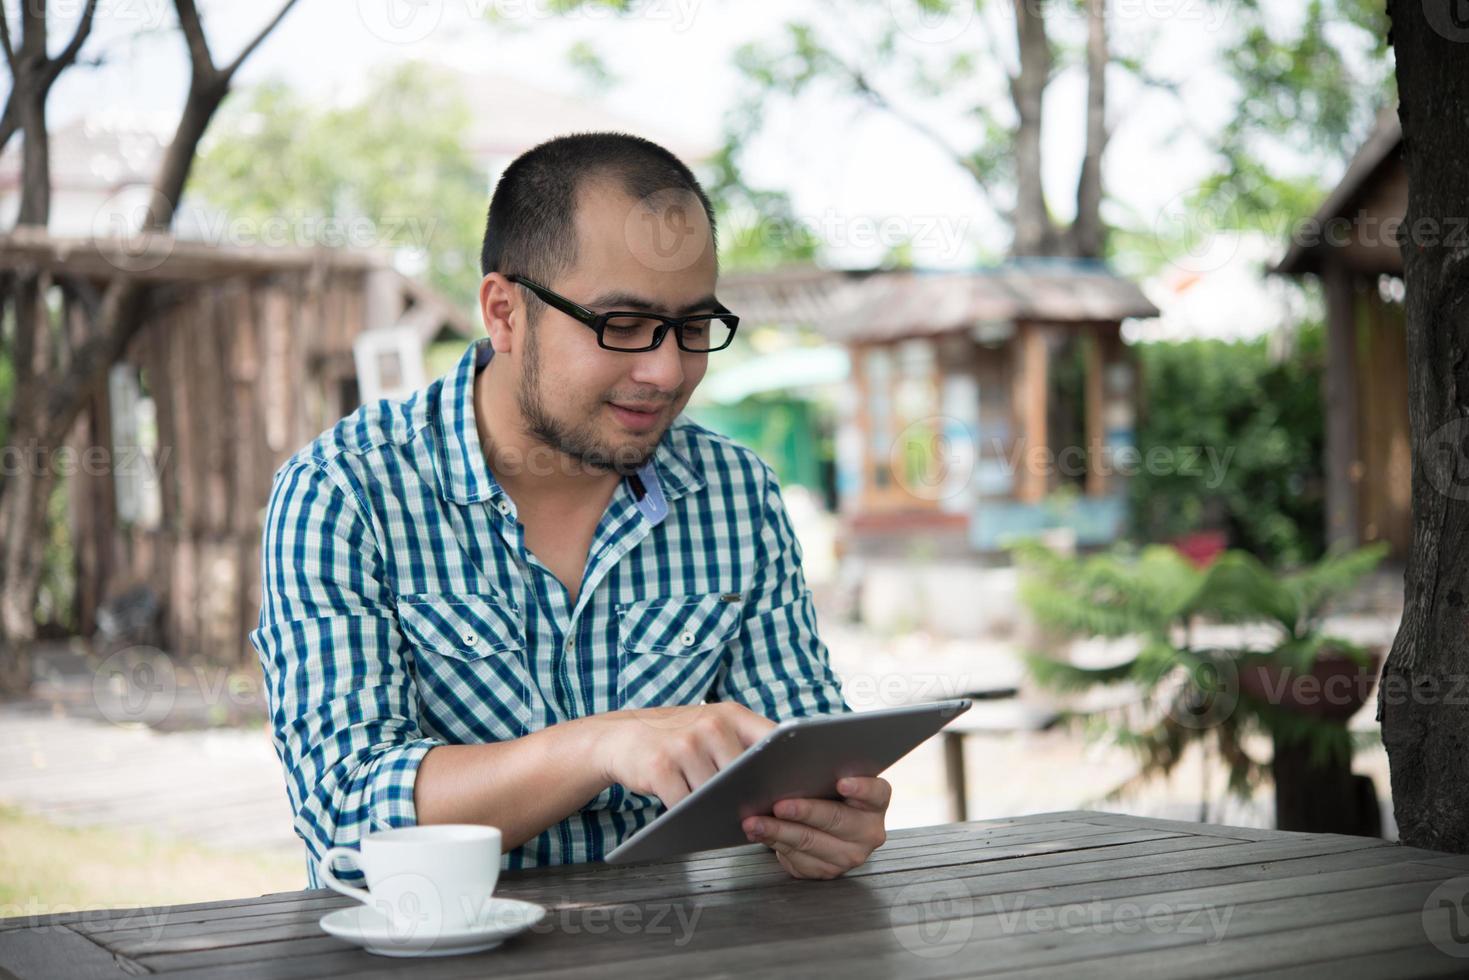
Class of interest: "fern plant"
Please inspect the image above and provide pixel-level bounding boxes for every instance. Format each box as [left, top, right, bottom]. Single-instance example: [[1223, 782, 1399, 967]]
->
[[1015, 540, 1388, 810]]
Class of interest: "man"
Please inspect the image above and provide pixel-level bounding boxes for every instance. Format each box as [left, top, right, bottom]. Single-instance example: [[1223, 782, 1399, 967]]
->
[[251, 132, 889, 883]]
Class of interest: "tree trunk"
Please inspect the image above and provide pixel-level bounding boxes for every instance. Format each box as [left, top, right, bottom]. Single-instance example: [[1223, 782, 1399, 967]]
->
[[1070, 0, 1108, 260], [0, 0, 298, 695], [1009, 0, 1055, 257], [1380, 0, 1469, 853]]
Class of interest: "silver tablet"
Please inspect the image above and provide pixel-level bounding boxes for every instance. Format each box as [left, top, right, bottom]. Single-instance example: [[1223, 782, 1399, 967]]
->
[[603, 698, 972, 865]]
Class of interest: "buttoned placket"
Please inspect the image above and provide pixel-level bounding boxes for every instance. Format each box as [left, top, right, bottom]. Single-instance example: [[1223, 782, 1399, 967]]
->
[[483, 477, 663, 722]]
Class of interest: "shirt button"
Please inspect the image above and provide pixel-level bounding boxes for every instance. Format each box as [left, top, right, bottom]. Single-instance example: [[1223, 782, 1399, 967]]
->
[[463, 633, 478, 648], [679, 631, 696, 647], [496, 500, 511, 516], [565, 639, 575, 653]]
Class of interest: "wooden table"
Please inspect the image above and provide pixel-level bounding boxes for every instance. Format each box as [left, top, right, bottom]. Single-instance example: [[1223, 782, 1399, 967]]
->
[[5, 811, 1469, 978]]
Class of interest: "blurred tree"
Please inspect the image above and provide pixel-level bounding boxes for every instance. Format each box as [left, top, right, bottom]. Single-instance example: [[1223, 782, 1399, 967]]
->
[[721, 0, 1113, 260], [0, 0, 299, 693], [689, 0, 1397, 268], [1379, 0, 1469, 854], [189, 63, 486, 306], [1131, 325, 1327, 566], [1199, 0, 1394, 229]]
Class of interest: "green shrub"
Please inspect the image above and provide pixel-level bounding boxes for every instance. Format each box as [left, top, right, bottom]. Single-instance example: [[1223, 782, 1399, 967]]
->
[[1131, 323, 1326, 565]]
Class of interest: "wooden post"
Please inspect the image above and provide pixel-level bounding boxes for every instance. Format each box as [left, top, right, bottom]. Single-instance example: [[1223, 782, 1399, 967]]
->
[[1012, 322, 1050, 503], [1084, 330, 1106, 497], [1323, 260, 1361, 551]]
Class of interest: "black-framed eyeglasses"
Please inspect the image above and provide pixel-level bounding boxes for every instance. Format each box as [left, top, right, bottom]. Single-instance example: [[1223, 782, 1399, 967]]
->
[[505, 274, 739, 353]]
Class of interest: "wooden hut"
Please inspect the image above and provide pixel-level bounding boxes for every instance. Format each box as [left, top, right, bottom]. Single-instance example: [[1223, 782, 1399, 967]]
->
[[0, 230, 477, 665], [722, 261, 1159, 560], [1274, 105, 1410, 558]]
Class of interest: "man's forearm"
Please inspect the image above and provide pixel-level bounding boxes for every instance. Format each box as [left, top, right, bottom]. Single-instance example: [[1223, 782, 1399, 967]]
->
[[412, 714, 611, 852]]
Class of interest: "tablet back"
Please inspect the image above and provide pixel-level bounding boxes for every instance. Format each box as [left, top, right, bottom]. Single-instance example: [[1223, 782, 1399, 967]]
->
[[603, 698, 972, 864]]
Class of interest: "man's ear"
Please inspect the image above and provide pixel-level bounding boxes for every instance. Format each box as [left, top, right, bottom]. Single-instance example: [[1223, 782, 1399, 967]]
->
[[479, 273, 519, 353]]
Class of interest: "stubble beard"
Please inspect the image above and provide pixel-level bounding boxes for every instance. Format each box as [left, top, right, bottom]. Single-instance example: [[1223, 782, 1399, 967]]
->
[[516, 324, 661, 477]]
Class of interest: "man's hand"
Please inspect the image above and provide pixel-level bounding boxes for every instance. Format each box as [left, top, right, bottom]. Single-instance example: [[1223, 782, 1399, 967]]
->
[[592, 702, 776, 808], [741, 776, 891, 880]]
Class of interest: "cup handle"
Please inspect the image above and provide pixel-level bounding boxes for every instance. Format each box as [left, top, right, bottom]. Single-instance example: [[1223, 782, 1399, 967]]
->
[[318, 847, 373, 905]]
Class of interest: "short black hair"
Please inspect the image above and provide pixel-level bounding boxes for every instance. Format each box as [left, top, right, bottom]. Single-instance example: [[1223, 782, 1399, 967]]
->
[[479, 131, 718, 291]]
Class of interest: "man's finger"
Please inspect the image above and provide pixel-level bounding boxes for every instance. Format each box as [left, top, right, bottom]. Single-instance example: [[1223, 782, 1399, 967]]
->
[[772, 797, 853, 838], [743, 816, 864, 868], [836, 776, 891, 812], [769, 843, 846, 880]]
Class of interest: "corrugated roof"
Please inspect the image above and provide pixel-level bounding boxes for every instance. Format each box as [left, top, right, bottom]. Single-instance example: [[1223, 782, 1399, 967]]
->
[[719, 261, 1158, 342]]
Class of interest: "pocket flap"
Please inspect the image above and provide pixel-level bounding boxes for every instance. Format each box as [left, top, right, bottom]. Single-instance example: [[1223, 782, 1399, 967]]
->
[[617, 593, 744, 656], [397, 593, 524, 661]]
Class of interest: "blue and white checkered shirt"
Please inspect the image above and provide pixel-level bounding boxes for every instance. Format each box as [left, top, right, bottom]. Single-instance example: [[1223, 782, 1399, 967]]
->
[[251, 339, 850, 883]]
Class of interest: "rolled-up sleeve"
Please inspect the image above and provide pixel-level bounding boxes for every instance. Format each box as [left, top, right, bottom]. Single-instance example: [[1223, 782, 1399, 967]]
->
[[712, 461, 851, 721], [249, 457, 442, 885]]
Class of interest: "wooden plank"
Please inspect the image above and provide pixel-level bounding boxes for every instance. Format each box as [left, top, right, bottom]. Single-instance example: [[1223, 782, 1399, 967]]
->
[[486, 876, 1452, 980], [132, 838, 1412, 975], [1069, 809, 1299, 841], [988, 902, 1452, 979], [95, 829, 1189, 957], [0, 925, 145, 980], [1247, 943, 1467, 979]]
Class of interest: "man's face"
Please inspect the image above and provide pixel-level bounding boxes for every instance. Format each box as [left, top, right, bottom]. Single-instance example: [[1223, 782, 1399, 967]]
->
[[516, 182, 719, 477]]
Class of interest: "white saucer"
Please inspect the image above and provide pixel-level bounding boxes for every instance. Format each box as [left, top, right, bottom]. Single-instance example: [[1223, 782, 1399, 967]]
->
[[319, 897, 546, 957]]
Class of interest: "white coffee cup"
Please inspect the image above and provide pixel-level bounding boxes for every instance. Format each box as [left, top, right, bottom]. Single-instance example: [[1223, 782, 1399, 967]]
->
[[318, 825, 502, 936]]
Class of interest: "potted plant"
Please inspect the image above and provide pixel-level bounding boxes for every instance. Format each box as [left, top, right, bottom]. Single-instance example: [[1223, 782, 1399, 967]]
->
[[1014, 540, 1388, 834]]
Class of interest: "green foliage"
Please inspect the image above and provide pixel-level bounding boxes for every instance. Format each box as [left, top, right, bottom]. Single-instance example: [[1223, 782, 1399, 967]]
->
[[1130, 323, 1327, 565], [1199, 0, 1395, 230], [190, 62, 486, 306], [1016, 540, 1387, 805]]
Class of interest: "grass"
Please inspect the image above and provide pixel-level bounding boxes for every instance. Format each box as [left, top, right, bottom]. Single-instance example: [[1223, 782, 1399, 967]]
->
[[0, 804, 306, 917]]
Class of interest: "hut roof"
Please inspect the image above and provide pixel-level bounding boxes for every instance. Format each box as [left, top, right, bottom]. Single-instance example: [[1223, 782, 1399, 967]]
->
[[0, 228, 478, 341], [1274, 104, 1403, 277], [719, 259, 1158, 342]]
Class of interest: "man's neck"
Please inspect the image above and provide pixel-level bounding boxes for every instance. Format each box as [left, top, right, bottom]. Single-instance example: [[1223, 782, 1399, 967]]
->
[[472, 356, 622, 512]]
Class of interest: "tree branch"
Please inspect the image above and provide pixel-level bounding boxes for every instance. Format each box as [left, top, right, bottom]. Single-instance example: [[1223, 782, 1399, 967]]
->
[[173, 0, 216, 77], [222, 0, 300, 79], [0, 1, 15, 71], [43, 0, 99, 86], [848, 68, 998, 208]]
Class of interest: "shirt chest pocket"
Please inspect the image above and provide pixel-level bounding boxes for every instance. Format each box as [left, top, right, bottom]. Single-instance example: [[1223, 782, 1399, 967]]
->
[[615, 593, 744, 710], [396, 593, 532, 740]]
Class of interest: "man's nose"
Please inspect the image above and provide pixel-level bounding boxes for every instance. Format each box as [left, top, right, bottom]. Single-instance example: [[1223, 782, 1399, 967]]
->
[[626, 329, 686, 391]]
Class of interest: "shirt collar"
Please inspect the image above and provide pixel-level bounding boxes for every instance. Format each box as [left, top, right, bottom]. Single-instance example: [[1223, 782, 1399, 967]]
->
[[431, 339, 705, 509]]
